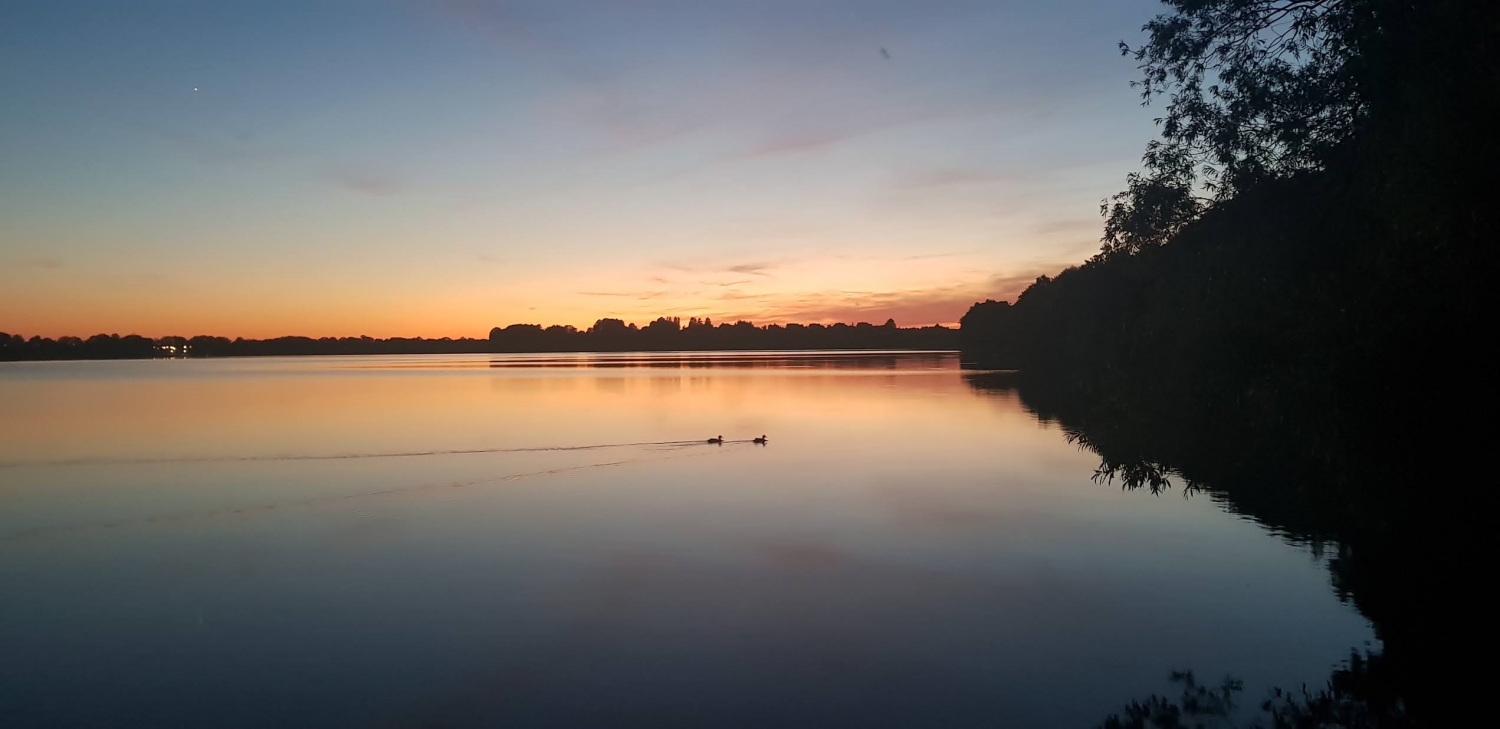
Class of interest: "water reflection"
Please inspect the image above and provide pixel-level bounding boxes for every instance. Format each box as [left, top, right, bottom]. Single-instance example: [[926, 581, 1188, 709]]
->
[[0, 354, 1373, 728], [961, 367, 1446, 727], [479, 351, 952, 370]]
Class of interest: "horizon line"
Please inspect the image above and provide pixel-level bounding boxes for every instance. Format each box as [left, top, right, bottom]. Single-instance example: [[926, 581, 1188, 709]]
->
[[2, 316, 972, 343]]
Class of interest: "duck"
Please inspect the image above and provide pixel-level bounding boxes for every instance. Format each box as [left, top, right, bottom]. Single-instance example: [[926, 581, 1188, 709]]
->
[[707, 435, 724, 444], [752, 435, 768, 444]]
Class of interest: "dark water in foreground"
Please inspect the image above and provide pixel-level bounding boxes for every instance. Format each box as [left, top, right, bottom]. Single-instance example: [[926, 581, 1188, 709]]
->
[[0, 352, 1372, 728]]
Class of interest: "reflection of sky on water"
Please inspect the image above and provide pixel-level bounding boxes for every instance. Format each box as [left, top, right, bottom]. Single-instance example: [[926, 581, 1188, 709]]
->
[[0, 353, 1372, 727]]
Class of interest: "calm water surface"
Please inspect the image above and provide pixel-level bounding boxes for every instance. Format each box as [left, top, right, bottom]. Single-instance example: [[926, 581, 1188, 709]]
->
[[0, 352, 1373, 727]]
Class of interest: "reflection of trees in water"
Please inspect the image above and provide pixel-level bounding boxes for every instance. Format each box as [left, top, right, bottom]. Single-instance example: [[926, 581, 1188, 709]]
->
[[485, 352, 945, 371], [1063, 428, 1184, 497], [962, 370, 1433, 728], [1096, 671, 1243, 729], [1096, 656, 1413, 729]]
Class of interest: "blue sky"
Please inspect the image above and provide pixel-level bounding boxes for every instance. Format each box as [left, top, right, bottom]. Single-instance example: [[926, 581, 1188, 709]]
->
[[1, 0, 1164, 337]]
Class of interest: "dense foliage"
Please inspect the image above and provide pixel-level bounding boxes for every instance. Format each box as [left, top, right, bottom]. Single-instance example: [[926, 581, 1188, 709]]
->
[[966, 0, 1496, 406], [1100, 0, 1496, 257]]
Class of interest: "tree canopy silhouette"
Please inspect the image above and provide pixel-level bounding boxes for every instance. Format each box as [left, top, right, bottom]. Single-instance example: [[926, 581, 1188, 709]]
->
[[965, 0, 1496, 389], [1101, 0, 1497, 257], [1105, 0, 1359, 254]]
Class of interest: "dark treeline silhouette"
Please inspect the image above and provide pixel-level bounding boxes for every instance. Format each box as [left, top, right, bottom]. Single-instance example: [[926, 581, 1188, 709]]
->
[[489, 317, 956, 352], [957, 1, 1494, 725], [1, 318, 956, 361]]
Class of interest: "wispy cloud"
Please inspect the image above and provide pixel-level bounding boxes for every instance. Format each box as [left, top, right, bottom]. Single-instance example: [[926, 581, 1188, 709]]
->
[[717, 268, 1061, 326], [828, 249, 977, 263], [714, 290, 772, 302], [726, 262, 774, 277], [431, 0, 535, 47], [436, 2, 1002, 169], [163, 131, 282, 167], [327, 170, 403, 196], [578, 290, 671, 300], [431, 0, 605, 85], [905, 251, 963, 260], [735, 102, 976, 162], [15, 257, 65, 270], [893, 168, 1007, 189], [743, 131, 846, 158], [660, 258, 789, 280]]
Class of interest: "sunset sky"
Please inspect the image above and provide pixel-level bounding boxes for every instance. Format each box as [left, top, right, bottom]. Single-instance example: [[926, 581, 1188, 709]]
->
[[2, 0, 1161, 338]]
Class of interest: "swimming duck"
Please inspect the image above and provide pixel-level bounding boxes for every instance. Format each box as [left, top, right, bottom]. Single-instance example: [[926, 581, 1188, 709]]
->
[[753, 435, 768, 444], [707, 435, 723, 444]]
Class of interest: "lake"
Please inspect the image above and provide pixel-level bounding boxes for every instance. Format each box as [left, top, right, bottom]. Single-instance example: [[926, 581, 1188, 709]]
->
[[0, 352, 1374, 728]]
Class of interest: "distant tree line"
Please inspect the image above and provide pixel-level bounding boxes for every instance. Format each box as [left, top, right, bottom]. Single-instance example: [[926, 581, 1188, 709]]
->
[[0, 332, 496, 361], [0, 319, 957, 361], [489, 317, 956, 353]]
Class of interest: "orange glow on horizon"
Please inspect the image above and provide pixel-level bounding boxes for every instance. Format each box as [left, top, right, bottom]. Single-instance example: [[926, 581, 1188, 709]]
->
[[3, 256, 1054, 339]]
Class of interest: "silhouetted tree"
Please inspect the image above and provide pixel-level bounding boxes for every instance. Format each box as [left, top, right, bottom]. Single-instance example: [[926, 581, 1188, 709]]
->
[[1102, 0, 1371, 255], [1100, 0, 1498, 260], [589, 318, 628, 336], [644, 317, 680, 333]]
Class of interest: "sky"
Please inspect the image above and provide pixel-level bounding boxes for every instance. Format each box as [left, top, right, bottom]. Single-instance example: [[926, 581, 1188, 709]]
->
[[1, 0, 1164, 338]]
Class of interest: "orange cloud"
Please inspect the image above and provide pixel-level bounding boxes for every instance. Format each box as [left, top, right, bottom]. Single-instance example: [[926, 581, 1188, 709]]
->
[[712, 270, 1056, 326]]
